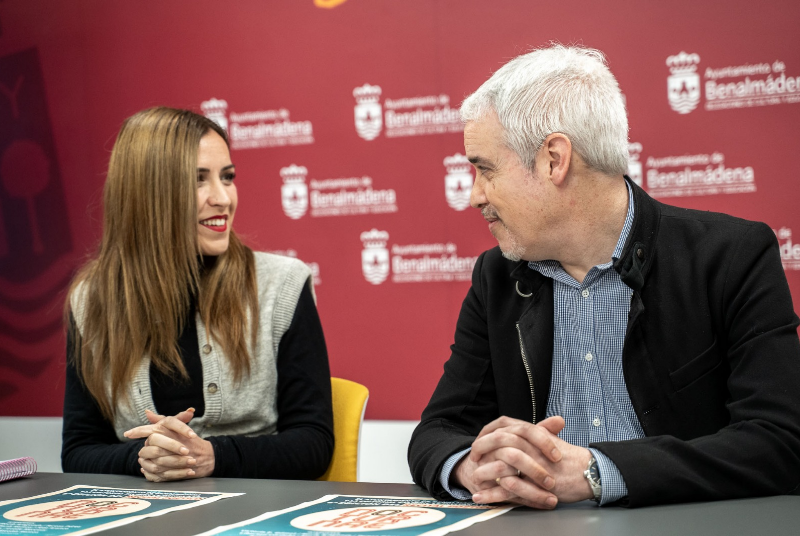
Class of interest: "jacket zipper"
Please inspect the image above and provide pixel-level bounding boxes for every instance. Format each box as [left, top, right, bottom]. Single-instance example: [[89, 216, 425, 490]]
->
[[516, 322, 536, 423]]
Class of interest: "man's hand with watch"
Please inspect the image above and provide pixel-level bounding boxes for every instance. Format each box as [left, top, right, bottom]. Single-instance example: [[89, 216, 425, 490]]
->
[[460, 416, 603, 508]]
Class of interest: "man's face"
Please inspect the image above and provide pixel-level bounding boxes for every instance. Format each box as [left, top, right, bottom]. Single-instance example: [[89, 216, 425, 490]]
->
[[465, 112, 552, 262]]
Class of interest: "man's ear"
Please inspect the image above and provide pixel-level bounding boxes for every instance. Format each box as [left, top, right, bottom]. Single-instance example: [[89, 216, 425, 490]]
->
[[539, 133, 572, 186]]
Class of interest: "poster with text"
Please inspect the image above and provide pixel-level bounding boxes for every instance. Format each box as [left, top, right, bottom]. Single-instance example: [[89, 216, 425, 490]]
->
[[0, 485, 242, 536], [197, 494, 515, 536]]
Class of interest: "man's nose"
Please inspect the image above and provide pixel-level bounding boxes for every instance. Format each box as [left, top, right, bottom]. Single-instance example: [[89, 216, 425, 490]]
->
[[470, 174, 486, 209]]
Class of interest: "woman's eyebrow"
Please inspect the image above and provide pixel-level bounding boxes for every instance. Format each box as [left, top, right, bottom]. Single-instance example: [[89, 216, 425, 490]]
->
[[196, 164, 235, 172]]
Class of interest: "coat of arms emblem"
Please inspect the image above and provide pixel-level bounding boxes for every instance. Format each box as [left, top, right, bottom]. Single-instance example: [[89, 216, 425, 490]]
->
[[353, 84, 383, 141], [667, 52, 701, 114], [443, 153, 473, 211], [280, 164, 309, 219], [360, 229, 390, 284], [201, 98, 229, 131]]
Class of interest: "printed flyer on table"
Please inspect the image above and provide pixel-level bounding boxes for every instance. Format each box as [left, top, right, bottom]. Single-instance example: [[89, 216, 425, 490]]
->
[[197, 494, 516, 536], [0, 485, 241, 535]]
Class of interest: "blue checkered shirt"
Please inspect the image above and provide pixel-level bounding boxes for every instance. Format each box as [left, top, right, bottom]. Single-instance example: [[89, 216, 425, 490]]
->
[[440, 182, 643, 505]]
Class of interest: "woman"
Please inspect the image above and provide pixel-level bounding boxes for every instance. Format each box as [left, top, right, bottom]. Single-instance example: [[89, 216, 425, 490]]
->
[[62, 107, 333, 481]]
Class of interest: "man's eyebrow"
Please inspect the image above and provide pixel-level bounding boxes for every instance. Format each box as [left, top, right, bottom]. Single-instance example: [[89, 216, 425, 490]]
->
[[468, 156, 495, 169], [196, 165, 236, 172]]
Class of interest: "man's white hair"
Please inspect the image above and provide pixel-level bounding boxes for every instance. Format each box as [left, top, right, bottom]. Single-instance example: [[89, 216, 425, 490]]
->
[[461, 44, 629, 176]]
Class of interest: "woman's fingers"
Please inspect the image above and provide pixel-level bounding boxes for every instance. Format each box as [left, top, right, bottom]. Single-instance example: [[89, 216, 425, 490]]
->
[[144, 409, 163, 424], [123, 424, 158, 439], [138, 444, 187, 460], [174, 407, 195, 424], [145, 407, 195, 425], [154, 415, 198, 439], [144, 432, 190, 456], [138, 455, 196, 474], [141, 467, 197, 482], [125, 409, 197, 441], [124, 418, 195, 443]]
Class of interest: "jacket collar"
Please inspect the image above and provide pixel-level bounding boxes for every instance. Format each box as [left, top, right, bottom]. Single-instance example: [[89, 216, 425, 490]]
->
[[510, 258, 547, 298], [509, 176, 661, 293], [613, 176, 660, 292]]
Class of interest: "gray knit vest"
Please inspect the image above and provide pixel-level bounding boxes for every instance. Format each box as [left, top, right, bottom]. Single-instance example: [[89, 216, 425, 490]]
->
[[70, 252, 313, 441]]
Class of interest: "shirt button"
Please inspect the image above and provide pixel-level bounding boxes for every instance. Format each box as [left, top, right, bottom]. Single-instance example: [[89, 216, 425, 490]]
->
[[207, 383, 218, 394], [581, 289, 590, 298], [585, 352, 593, 362], [592, 417, 601, 427], [202, 344, 212, 354]]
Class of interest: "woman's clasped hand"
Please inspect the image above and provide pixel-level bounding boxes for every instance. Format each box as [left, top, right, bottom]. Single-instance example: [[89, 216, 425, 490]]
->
[[124, 408, 215, 482]]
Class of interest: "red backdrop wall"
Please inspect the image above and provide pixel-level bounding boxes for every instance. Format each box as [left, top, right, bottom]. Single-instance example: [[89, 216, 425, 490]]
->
[[1, 0, 799, 419]]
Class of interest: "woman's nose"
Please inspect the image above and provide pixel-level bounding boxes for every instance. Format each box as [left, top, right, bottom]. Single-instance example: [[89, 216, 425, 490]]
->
[[208, 178, 230, 206]]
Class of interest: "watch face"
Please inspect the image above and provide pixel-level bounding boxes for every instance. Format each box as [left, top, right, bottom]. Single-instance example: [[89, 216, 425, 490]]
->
[[590, 463, 600, 481]]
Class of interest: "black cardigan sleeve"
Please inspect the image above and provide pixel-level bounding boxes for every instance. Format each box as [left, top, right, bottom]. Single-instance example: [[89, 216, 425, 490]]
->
[[206, 283, 334, 479], [61, 318, 145, 476]]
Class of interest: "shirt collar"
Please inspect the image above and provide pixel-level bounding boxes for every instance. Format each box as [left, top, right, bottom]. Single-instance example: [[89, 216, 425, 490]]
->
[[612, 180, 635, 262]]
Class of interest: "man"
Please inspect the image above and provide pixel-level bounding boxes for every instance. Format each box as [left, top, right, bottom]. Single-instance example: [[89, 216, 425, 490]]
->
[[407, 45, 800, 508]]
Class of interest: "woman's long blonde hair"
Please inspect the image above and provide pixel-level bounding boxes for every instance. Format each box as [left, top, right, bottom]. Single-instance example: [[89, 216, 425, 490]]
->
[[66, 107, 258, 421]]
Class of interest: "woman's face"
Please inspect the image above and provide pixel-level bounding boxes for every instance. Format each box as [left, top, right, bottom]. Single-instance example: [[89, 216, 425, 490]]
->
[[196, 131, 237, 256]]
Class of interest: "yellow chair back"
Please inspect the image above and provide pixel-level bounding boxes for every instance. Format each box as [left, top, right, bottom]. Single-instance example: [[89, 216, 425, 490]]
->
[[318, 377, 369, 482]]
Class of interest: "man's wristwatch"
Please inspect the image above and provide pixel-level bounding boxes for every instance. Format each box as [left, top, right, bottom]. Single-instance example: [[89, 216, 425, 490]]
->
[[584, 455, 602, 503]]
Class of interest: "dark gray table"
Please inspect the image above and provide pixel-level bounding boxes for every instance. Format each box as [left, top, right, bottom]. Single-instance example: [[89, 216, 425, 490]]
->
[[1, 473, 797, 535]]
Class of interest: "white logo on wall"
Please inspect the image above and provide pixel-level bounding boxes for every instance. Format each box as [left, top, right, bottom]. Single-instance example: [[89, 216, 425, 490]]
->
[[361, 229, 390, 285], [352, 84, 463, 140], [280, 165, 309, 219], [281, 166, 397, 218], [353, 84, 384, 141], [201, 99, 314, 149], [667, 52, 702, 114], [645, 151, 755, 198], [201, 98, 229, 131], [627, 143, 643, 187], [705, 58, 800, 110], [773, 227, 800, 271], [269, 249, 322, 286], [443, 153, 473, 211], [360, 230, 478, 285], [664, 54, 800, 113]]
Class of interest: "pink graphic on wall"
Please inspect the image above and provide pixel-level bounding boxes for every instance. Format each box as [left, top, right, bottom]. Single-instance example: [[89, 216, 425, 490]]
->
[[0, 48, 72, 406]]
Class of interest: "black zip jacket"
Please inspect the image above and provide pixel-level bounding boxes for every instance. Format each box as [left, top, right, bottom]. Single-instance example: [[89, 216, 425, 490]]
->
[[408, 179, 800, 507]]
